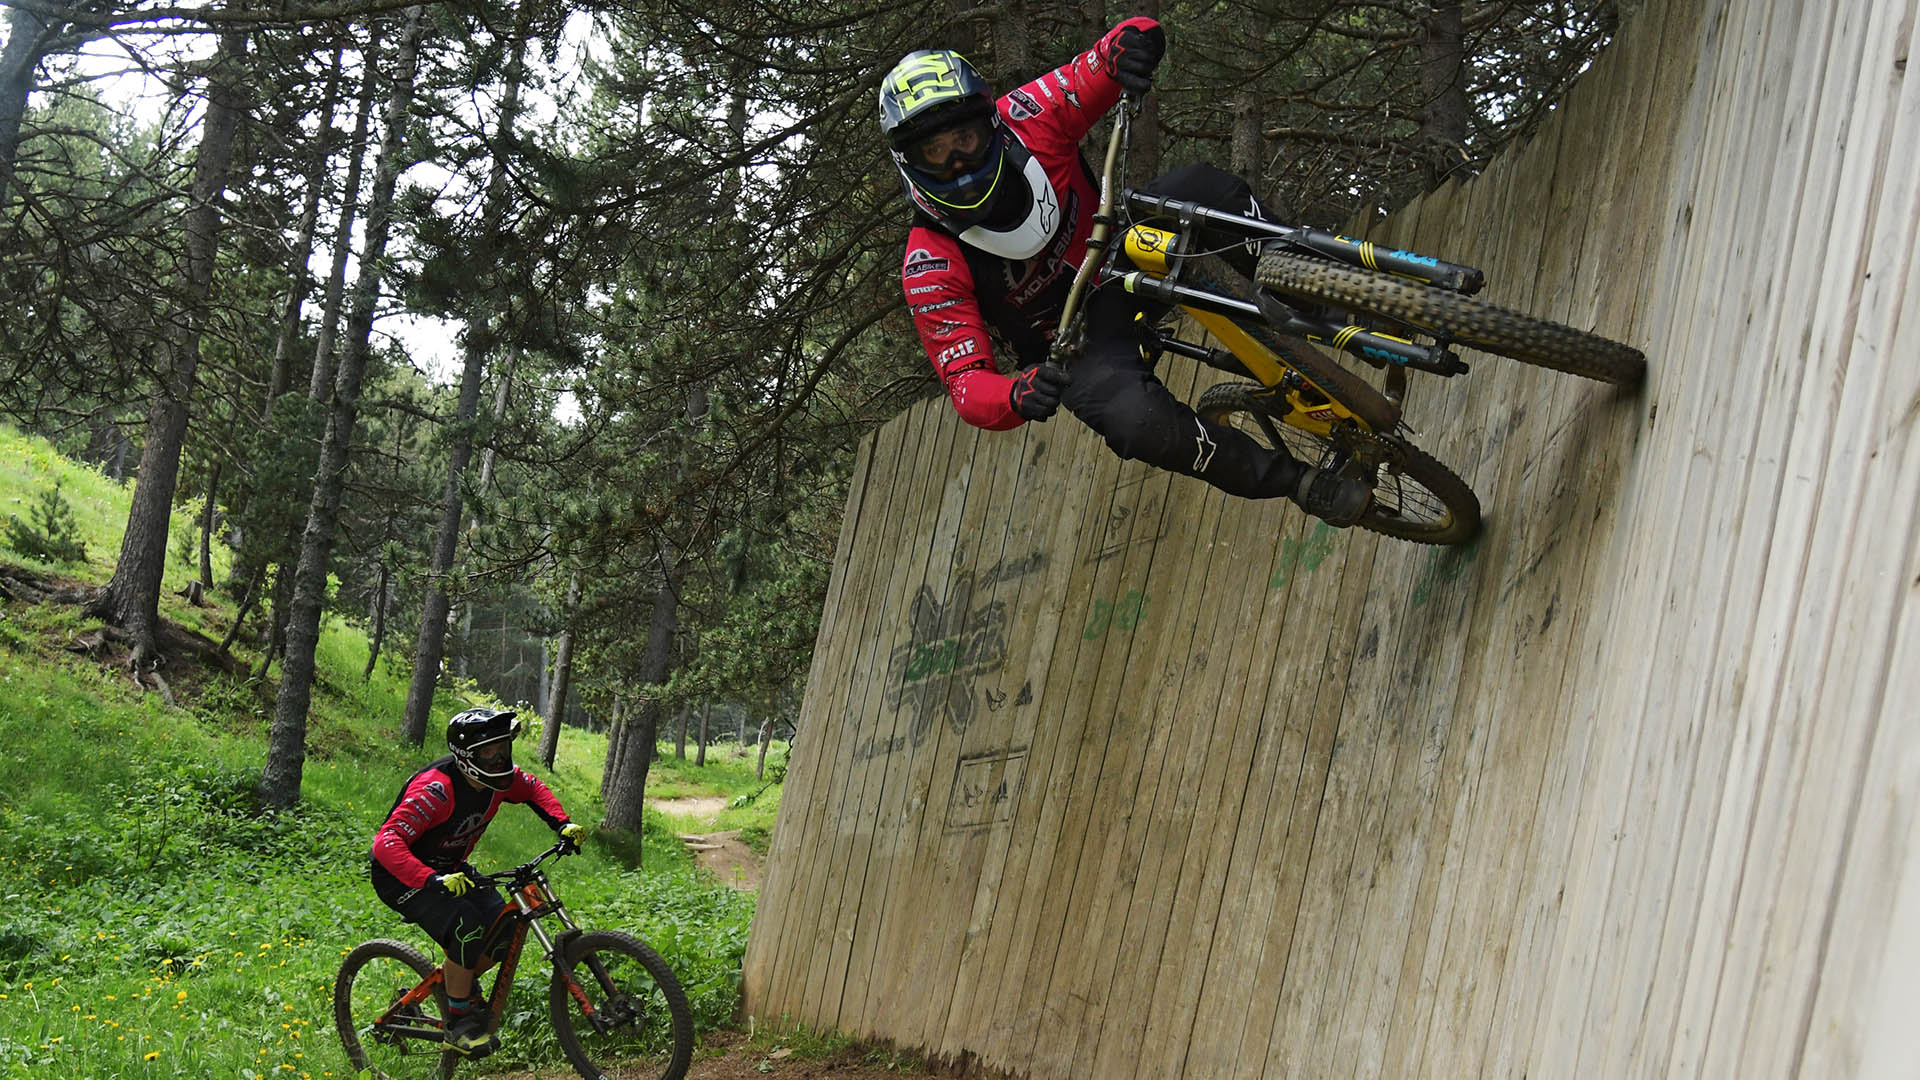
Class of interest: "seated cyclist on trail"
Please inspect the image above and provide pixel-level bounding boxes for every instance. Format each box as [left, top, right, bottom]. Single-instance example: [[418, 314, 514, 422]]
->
[[368, 707, 587, 1055], [882, 16, 1370, 525]]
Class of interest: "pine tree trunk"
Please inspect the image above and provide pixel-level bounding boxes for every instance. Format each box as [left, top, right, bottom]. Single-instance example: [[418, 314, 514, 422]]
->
[[307, 23, 380, 404], [260, 5, 429, 811], [695, 703, 708, 767], [364, 561, 390, 679], [674, 707, 687, 760], [604, 561, 680, 832], [454, 349, 516, 679], [253, 564, 292, 679], [536, 572, 579, 768], [218, 560, 266, 656], [265, 41, 345, 406], [197, 462, 219, 589], [0, 3, 55, 206], [1418, 1, 1469, 190], [400, 12, 534, 746], [602, 695, 626, 804], [87, 24, 248, 669]]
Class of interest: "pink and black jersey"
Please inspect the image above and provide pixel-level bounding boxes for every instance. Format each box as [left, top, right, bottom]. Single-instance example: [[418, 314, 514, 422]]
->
[[903, 18, 1155, 431], [369, 755, 570, 896]]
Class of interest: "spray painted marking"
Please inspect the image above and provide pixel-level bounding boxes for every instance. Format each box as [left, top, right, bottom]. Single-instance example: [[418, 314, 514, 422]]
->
[[945, 748, 1028, 831], [1084, 590, 1149, 641], [883, 571, 1008, 746], [1269, 523, 1338, 590], [1411, 539, 1480, 609]]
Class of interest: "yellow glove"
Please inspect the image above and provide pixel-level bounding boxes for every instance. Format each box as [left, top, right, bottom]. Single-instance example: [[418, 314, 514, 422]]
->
[[559, 823, 587, 849], [435, 872, 474, 898]]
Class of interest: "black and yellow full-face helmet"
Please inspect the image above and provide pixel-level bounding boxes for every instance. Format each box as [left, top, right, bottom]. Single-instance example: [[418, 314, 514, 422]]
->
[[879, 50, 1058, 259]]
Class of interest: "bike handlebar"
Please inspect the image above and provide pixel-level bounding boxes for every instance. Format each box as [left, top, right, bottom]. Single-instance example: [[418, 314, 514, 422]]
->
[[468, 838, 576, 889]]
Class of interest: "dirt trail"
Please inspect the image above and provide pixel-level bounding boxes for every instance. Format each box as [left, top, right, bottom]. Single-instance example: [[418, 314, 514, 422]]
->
[[646, 796, 761, 891]]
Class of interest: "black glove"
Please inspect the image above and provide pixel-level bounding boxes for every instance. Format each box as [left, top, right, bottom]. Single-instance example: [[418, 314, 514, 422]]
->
[[1009, 363, 1070, 422], [1112, 24, 1166, 95]]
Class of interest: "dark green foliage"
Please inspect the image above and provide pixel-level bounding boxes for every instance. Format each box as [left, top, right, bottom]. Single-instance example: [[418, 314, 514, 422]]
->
[[3, 483, 87, 564]]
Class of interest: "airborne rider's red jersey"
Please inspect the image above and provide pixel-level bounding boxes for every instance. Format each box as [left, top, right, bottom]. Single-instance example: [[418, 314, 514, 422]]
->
[[902, 18, 1157, 431]]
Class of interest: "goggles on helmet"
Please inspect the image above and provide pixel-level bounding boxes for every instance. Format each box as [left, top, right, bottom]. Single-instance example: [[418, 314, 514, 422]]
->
[[906, 118, 995, 181]]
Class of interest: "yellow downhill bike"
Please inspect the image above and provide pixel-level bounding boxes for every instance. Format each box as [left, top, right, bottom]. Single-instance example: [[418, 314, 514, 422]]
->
[[1048, 96, 1645, 545]]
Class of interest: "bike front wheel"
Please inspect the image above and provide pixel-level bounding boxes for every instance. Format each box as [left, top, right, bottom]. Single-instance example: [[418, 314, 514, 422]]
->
[[550, 929, 694, 1080], [333, 938, 460, 1080], [1197, 380, 1481, 545], [1256, 248, 1646, 385]]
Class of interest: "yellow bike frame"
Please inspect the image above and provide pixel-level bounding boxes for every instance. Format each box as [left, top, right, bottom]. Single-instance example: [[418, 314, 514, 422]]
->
[[1120, 225, 1361, 439]]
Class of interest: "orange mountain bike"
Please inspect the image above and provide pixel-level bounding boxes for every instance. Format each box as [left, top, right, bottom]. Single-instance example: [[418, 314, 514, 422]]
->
[[332, 840, 693, 1080], [1048, 95, 1645, 545]]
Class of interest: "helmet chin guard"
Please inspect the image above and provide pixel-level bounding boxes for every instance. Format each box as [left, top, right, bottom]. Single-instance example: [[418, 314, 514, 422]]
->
[[954, 150, 1059, 259]]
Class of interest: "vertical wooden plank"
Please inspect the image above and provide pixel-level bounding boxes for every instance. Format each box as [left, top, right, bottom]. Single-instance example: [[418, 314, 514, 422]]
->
[[861, 385, 1033, 1048], [939, 419, 1116, 1060], [1047, 360, 1238, 1077], [1718, 3, 1915, 1072], [975, 420, 1136, 1069], [744, 429, 878, 1011], [1225, 536, 1389, 1078], [1796, 17, 1920, 1068], [1577, 3, 1855, 1078], [828, 409, 974, 1032], [756, 410, 919, 1022], [1010, 461, 1185, 1077], [1137, 490, 1352, 1077], [791, 399, 954, 1027], [1484, 1, 1716, 1074], [1522, 0, 1769, 1072]]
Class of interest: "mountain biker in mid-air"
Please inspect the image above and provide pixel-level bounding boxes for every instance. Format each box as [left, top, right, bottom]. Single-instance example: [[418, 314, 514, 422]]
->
[[368, 707, 587, 1055], [881, 15, 1371, 525]]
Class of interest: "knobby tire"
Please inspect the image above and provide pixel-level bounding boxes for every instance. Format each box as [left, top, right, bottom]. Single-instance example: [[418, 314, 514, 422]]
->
[[1255, 249, 1646, 385], [333, 937, 460, 1080], [1196, 381, 1481, 545], [550, 929, 694, 1080]]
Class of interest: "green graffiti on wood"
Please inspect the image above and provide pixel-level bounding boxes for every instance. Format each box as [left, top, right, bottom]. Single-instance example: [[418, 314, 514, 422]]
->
[[1268, 522, 1338, 590], [1083, 590, 1149, 640], [1411, 538, 1480, 608]]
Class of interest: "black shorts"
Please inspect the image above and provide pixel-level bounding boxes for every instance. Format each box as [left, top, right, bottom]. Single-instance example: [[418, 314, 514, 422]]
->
[[384, 883, 513, 969]]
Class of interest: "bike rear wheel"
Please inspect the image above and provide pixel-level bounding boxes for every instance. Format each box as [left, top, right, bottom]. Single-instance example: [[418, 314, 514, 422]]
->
[[1255, 248, 1646, 385], [1196, 381, 1481, 545], [333, 938, 460, 1080], [550, 929, 694, 1080]]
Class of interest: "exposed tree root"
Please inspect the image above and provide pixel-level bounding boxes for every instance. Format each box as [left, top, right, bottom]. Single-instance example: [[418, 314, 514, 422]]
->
[[11, 564, 249, 704]]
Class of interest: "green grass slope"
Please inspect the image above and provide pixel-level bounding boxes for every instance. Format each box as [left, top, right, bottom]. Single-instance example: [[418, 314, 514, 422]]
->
[[0, 425, 771, 1078]]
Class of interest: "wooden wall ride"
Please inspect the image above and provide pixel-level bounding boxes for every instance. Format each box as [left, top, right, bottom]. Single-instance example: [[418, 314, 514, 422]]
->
[[743, 0, 1920, 1075]]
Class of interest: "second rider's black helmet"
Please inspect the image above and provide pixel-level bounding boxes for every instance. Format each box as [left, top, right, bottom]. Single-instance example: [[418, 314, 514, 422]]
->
[[447, 707, 520, 791]]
